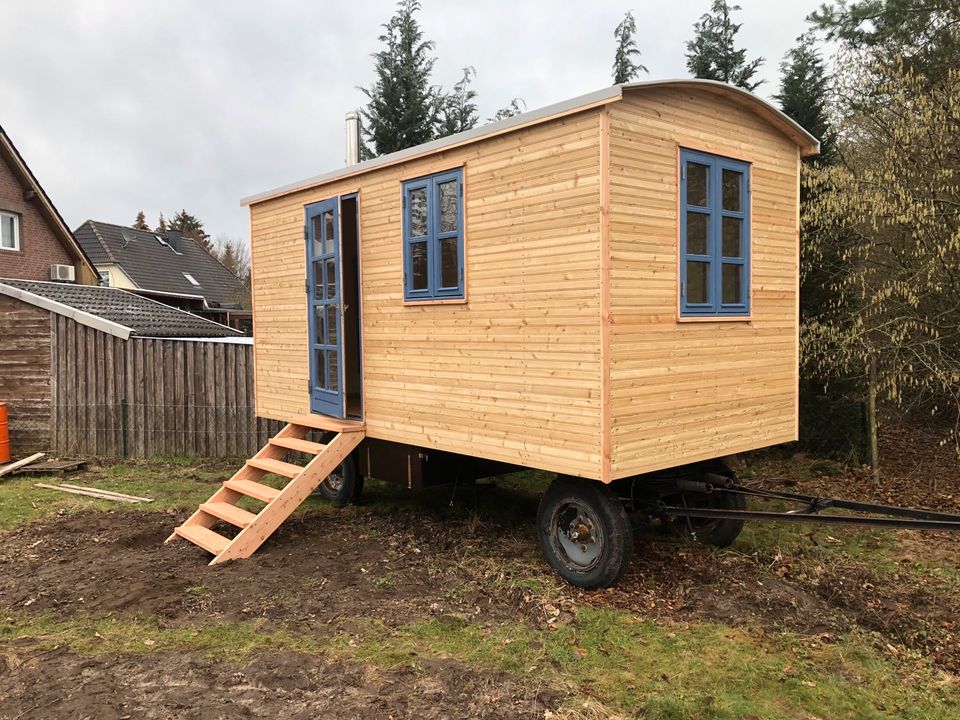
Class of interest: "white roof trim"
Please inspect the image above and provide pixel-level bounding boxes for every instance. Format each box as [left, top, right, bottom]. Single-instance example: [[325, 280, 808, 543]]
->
[[241, 78, 820, 207], [0, 282, 133, 340]]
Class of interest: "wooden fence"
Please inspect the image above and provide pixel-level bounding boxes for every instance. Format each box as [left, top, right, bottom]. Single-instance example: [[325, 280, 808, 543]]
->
[[50, 314, 284, 458]]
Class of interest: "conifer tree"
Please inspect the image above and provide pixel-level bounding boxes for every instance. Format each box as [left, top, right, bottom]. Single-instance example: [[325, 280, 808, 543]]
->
[[487, 98, 526, 123], [612, 11, 648, 84], [810, 0, 960, 82], [775, 33, 837, 165], [359, 0, 440, 156], [169, 209, 212, 251], [155, 213, 168, 234], [132, 211, 150, 231], [437, 66, 479, 137], [685, 0, 764, 90]]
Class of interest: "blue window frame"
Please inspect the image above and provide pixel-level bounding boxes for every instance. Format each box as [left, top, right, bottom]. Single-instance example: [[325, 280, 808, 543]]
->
[[680, 149, 750, 317], [403, 168, 464, 301]]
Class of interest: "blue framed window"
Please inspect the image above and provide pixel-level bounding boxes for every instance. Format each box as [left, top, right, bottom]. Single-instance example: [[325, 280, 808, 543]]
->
[[680, 149, 750, 317], [403, 168, 464, 301]]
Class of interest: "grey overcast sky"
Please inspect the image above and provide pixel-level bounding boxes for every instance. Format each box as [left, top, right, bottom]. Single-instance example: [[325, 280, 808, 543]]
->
[[0, 0, 827, 246]]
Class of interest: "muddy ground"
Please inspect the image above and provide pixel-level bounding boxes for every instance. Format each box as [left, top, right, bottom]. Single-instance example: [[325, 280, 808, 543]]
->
[[1, 428, 958, 718]]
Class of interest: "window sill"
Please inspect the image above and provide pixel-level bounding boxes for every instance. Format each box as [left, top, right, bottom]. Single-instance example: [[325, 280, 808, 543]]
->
[[403, 297, 467, 306], [677, 314, 752, 323], [0, 246, 21, 253]]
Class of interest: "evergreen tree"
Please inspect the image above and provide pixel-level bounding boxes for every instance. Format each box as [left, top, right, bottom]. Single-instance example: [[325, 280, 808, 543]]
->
[[359, 0, 440, 156], [612, 11, 648, 84], [685, 0, 764, 90], [810, 0, 960, 82], [155, 213, 168, 234], [437, 66, 479, 137], [775, 33, 837, 165], [132, 211, 150, 231], [488, 98, 526, 123], [169, 209, 212, 250]]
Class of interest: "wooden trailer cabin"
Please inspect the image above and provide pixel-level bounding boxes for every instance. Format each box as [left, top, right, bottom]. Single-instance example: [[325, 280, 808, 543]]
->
[[169, 79, 819, 587]]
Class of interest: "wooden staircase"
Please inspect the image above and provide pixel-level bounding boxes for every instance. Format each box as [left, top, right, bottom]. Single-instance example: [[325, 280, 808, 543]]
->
[[166, 421, 365, 565]]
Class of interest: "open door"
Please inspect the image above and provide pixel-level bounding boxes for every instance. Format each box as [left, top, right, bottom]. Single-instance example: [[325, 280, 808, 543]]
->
[[305, 195, 362, 419]]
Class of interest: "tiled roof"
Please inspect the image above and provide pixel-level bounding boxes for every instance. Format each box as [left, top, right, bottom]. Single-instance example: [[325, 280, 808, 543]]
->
[[73, 220, 249, 309], [0, 278, 241, 338]]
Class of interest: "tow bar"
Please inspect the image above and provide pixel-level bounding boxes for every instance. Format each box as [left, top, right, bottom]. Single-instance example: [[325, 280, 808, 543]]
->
[[656, 476, 960, 532]]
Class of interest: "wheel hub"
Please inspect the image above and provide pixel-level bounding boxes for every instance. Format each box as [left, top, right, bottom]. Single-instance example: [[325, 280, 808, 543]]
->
[[553, 502, 604, 571], [325, 468, 345, 492]]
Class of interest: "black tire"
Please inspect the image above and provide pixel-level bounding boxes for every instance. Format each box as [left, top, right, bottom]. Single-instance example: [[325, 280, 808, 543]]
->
[[317, 453, 363, 506], [665, 462, 745, 548], [537, 475, 634, 589]]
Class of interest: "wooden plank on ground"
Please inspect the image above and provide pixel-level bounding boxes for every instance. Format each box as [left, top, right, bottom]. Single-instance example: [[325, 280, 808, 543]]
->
[[10, 459, 87, 477], [34, 482, 142, 503], [56, 483, 153, 502], [0, 453, 46, 478]]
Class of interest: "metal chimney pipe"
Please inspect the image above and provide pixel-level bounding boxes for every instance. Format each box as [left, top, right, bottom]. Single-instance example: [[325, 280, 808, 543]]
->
[[345, 111, 360, 165]]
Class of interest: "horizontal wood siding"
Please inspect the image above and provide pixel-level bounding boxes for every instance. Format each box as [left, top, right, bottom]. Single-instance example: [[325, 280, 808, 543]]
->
[[608, 88, 799, 478], [0, 295, 51, 452], [250, 111, 604, 478]]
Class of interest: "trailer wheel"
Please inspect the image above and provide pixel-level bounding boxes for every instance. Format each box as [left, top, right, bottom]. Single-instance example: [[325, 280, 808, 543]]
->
[[665, 462, 745, 548], [537, 476, 633, 589], [317, 453, 363, 506]]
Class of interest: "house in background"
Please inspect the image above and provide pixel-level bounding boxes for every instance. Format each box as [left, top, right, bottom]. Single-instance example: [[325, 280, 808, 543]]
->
[[74, 220, 252, 333], [0, 124, 98, 285]]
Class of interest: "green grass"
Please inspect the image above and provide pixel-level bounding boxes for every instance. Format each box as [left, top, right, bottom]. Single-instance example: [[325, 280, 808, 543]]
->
[[354, 609, 956, 719], [0, 612, 337, 657], [0, 465, 220, 531], [3, 607, 953, 720], [2, 457, 958, 718], [735, 515, 960, 595]]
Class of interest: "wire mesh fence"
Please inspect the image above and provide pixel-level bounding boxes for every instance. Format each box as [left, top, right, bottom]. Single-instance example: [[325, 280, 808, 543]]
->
[[48, 401, 285, 459]]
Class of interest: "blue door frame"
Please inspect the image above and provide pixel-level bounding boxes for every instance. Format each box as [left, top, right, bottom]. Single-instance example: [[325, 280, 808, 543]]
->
[[306, 197, 344, 418]]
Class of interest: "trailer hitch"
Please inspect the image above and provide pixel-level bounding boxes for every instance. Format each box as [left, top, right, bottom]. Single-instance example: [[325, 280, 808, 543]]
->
[[656, 483, 960, 532]]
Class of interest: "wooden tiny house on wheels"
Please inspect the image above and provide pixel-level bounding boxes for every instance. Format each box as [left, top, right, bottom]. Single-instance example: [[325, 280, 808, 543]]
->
[[169, 80, 821, 587]]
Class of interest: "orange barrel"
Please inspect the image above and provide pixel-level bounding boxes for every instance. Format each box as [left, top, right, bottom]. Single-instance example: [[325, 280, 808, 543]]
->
[[0, 403, 9, 463]]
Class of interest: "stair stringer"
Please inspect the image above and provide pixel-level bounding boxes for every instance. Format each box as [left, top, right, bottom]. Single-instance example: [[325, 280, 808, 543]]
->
[[208, 430, 365, 565]]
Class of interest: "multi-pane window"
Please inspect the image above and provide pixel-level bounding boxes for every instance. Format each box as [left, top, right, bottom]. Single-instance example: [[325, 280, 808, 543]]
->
[[402, 168, 464, 301], [680, 149, 750, 317], [0, 211, 19, 251]]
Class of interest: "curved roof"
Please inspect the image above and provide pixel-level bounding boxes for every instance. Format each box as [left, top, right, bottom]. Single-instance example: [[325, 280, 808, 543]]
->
[[241, 79, 820, 207], [622, 79, 820, 156]]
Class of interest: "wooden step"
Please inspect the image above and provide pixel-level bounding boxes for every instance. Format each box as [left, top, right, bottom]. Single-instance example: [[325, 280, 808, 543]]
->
[[284, 414, 365, 433], [224, 478, 281, 503], [200, 501, 257, 528], [167, 422, 366, 565], [174, 525, 230, 555], [269, 436, 327, 455], [246, 457, 304, 479]]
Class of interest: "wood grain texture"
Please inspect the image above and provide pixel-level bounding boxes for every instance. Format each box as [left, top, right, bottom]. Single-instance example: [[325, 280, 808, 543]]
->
[[250, 111, 604, 479], [607, 87, 800, 478], [248, 86, 803, 482], [0, 295, 51, 452]]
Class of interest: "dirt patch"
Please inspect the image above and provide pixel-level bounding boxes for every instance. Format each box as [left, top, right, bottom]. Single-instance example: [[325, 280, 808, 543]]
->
[[2, 454, 959, 688], [0, 643, 558, 720], [2, 497, 957, 662], [0, 507, 525, 632]]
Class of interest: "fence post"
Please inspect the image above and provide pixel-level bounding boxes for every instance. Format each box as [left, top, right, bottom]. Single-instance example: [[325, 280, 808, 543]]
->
[[120, 398, 128, 458]]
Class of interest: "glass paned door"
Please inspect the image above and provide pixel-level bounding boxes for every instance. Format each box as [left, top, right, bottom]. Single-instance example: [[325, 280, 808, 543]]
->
[[306, 197, 344, 417]]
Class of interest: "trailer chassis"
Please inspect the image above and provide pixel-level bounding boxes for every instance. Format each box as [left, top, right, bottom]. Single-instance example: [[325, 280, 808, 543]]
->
[[650, 473, 960, 532]]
